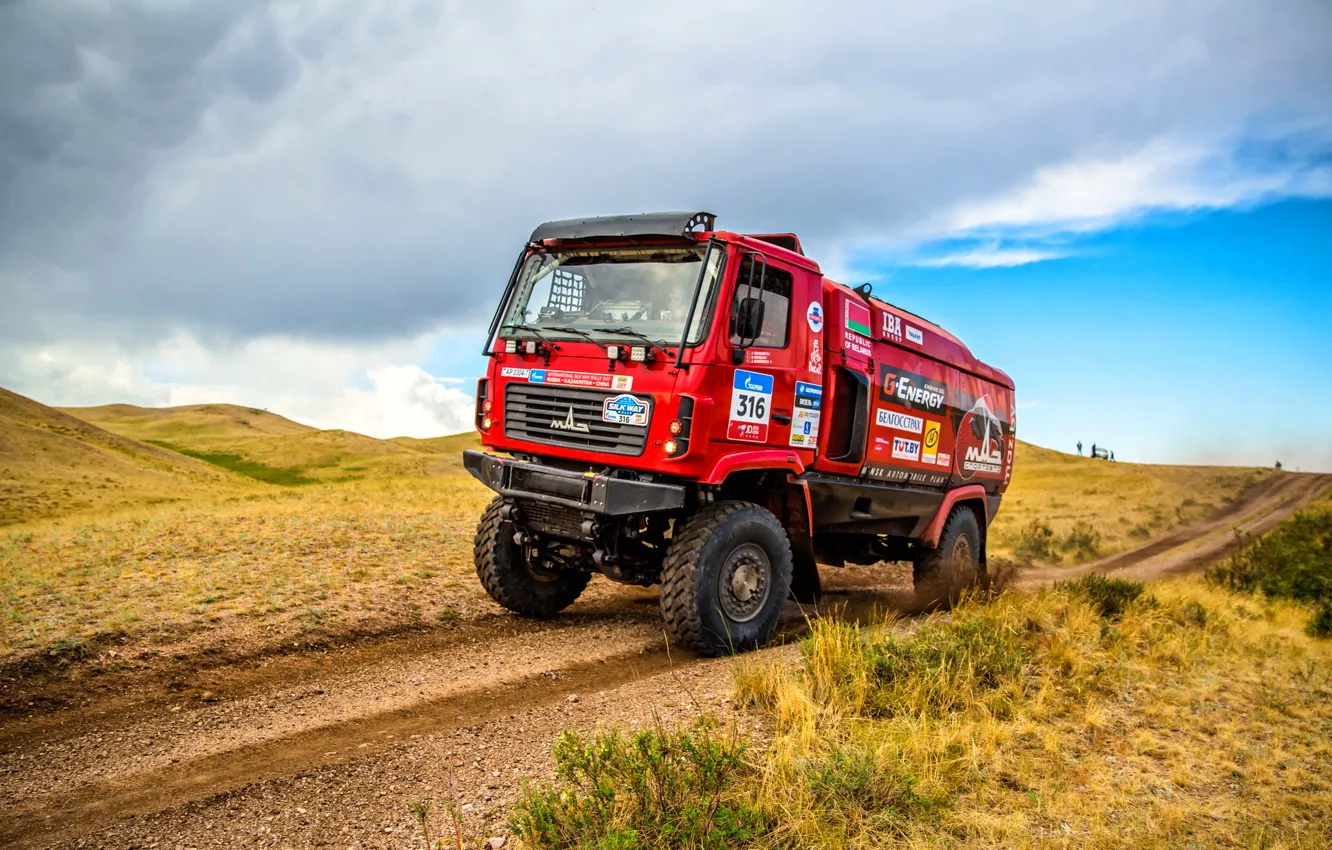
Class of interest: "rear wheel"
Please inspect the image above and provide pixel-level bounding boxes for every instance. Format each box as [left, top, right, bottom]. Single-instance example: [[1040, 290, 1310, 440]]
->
[[914, 504, 985, 610], [660, 501, 793, 656], [474, 497, 590, 618]]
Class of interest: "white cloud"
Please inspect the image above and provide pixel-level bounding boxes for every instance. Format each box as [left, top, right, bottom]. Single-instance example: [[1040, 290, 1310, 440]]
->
[[913, 246, 1071, 268], [6, 331, 474, 439], [938, 139, 1332, 237]]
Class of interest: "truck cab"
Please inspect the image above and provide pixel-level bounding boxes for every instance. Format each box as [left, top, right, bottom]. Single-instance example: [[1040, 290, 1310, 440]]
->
[[464, 212, 1015, 655]]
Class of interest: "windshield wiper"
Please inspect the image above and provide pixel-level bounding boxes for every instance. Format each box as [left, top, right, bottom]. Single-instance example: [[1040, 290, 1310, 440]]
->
[[591, 327, 674, 360], [500, 323, 561, 351], [541, 325, 613, 354]]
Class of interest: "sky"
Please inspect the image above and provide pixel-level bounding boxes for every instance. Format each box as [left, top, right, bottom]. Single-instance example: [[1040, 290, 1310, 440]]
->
[[2, 0, 1330, 469]]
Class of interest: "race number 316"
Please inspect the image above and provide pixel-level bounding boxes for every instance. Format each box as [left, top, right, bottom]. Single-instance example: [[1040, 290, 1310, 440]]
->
[[728, 369, 774, 442]]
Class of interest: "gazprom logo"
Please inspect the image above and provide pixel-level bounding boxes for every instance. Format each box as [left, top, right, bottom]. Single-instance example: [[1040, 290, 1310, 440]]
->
[[734, 370, 774, 394]]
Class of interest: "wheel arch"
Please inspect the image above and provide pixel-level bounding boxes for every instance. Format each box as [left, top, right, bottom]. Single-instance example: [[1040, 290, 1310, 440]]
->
[[921, 484, 990, 549]]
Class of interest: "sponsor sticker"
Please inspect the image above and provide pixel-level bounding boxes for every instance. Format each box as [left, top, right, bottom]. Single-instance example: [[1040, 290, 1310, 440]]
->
[[882, 312, 902, 341], [936, 452, 951, 466], [892, 436, 922, 462], [794, 381, 822, 410], [876, 409, 923, 433], [500, 367, 530, 379], [877, 364, 947, 413], [728, 369, 773, 442], [807, 301, 824, 332], [921, 420, 941, 464], [602, 393, 649, 426], [529, 370, 632, 391], [807, 339, 823, 374], [906, 325, 924, 345], [790, 382, 823, 448]]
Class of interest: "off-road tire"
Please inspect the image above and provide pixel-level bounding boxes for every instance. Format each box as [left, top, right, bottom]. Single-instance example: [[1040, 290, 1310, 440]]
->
[[474, 497, 590, 618], [913, 504, 985, 610], [660, 500, 794, 657]]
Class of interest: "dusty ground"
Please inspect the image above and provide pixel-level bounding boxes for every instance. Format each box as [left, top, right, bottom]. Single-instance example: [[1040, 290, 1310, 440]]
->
[[1, 472, 1327, 849]]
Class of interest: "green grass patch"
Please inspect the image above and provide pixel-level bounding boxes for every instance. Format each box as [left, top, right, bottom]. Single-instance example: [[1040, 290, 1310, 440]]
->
[[148, 440, 317, 486], [512, 718, 769, 849]]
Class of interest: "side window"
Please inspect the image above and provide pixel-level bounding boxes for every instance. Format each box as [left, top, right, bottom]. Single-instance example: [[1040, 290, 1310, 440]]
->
[[729, 256, 792, 349]]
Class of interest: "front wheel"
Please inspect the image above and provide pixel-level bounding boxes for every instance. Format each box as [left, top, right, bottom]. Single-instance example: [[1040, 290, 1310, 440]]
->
[[913, 504, 985, 610], [660, 501, 793, 657], [474, 497, 590, 618]]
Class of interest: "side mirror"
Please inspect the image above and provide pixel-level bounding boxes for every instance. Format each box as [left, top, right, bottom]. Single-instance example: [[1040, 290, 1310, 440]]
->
[[734, 297, 765, 343]]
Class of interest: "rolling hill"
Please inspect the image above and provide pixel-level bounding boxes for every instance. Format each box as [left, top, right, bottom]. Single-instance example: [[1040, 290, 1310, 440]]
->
[[62, 401, 478, 485], [0, 389, 258, 526]]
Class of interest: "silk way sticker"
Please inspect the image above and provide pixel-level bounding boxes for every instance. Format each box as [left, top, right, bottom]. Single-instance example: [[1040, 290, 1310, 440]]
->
[[602, 393, 649, 426], [807, 301, 824, 333], [728, 370, 773, 442]]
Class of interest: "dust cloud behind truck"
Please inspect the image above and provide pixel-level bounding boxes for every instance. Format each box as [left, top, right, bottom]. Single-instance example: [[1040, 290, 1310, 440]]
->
[[464, 212, 1015, 655]]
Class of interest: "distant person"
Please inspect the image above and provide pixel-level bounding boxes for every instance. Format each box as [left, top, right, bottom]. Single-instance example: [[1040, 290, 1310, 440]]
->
[[1077, 440, 1083, 456], [1091, 442, 1097, 459], [1275, 460, 1283, 470], [1110, 451, 1115, 462]]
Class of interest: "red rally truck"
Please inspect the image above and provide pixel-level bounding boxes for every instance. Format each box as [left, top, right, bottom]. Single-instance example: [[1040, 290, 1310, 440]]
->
[[464, 212, 1015, 655]]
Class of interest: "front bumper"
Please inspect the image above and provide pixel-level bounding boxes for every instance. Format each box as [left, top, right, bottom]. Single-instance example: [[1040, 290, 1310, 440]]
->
[[462, 450, 686, 515]]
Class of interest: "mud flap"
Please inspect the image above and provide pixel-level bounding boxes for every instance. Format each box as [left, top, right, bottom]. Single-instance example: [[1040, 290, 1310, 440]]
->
[[788, 534, 822, 603]]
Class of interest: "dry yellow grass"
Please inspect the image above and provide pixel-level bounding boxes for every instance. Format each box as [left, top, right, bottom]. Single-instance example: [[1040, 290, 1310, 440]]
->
[[0, 476, 495, 660], [992, 441, 1273, 562], [733, 577, 1332, 848]]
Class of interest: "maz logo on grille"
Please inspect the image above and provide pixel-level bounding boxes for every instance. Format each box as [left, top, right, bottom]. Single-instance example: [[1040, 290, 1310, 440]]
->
[[550, 406, 591, 433]]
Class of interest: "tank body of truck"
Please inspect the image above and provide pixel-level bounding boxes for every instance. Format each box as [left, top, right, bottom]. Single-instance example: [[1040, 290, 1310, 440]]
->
[[464, 212, 1015, 655]]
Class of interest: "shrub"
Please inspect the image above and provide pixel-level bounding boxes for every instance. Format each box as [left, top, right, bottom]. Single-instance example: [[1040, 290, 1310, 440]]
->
[[1060, 574, 1149, 620], [1012, 519, 1059, 563], [1207, 506, 1332, 637], [511, 718, 769, 849], [1308, 603, 1332, 639], [1060, 521, 1103, 562]]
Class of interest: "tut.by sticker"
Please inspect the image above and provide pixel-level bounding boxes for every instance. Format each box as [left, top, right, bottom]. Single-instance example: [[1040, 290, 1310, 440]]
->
[[921, 420, 941, 464], [602, 393, 649, 426], [891, 436, 921, 462], [807, 301, 824, 332], [728, 369, 773, 443], [500, 367, 530, 378]]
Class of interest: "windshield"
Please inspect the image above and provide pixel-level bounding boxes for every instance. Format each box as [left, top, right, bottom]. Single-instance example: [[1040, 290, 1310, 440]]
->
[[499, 245, 725, 347]]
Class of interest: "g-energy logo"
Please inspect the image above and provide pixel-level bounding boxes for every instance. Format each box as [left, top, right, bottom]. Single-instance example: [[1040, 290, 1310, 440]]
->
[[877, 365, 947, 413]]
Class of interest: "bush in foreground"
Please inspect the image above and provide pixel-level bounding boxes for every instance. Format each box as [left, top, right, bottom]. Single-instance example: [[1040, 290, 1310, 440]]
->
[[1207, 502, 1332, 637], [511, 718, 768, 849]]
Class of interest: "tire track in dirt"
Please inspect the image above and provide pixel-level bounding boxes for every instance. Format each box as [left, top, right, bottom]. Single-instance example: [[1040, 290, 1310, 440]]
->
[[1016, 472, 1330, 585], [0, 578, 913, 849], [2, 473, 1325, 848]]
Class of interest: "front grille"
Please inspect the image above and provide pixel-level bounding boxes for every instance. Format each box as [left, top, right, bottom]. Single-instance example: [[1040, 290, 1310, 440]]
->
[[504, 384, 649, 456], [519, 499, 588, 540]]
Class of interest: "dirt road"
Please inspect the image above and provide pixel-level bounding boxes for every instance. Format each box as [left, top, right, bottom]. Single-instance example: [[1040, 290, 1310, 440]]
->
[[2, 473, 1326, 849]]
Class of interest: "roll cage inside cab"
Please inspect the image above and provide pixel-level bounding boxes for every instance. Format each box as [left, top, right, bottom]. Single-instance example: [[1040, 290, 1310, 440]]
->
[[464, 211, 1014, 656]]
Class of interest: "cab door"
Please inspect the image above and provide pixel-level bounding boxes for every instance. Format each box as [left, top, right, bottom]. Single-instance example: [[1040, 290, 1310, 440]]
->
[[718, 250, 806, 450]]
